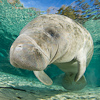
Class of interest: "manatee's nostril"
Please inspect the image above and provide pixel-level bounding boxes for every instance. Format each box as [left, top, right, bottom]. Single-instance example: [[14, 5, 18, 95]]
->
[[18, 44, 23, 47], [15, 44, 23, 51], [18, 45, 22, 47]]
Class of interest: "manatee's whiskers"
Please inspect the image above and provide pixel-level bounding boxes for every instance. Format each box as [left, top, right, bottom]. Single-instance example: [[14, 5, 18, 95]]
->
[[20, 34, 50, 60]]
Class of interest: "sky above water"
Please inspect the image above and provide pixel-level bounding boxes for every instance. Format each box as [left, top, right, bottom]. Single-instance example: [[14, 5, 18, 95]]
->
[[20, 0, 75, 11]]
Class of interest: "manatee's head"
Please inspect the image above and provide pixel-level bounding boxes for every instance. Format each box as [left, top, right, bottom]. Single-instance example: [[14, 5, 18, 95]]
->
[[10, 14, 68, 71], [10, 34, 49, 71]]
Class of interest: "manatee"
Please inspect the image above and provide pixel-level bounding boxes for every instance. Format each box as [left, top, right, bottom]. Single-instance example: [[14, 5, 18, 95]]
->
[[10, 14, 93, 91]]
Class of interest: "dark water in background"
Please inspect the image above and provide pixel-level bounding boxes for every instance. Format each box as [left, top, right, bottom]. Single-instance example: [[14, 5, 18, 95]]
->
[[0, 0, 100, 90]]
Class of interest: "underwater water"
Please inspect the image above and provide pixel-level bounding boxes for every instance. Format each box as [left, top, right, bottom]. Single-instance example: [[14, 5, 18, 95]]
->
[[0, 0, 100, 99]]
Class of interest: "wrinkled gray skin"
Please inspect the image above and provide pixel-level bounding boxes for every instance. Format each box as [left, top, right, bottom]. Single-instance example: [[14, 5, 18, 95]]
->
[[10, 14, 93, 91]]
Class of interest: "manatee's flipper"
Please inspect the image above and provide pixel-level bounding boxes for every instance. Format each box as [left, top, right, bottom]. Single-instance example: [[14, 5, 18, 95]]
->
[[75, 50, 86, 82], [33, 71, 53, 85], [62, 73, 87, 91]]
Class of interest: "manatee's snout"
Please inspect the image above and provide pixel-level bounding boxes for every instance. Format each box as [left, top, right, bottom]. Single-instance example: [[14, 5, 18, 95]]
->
[[10, 34, 49, 71]]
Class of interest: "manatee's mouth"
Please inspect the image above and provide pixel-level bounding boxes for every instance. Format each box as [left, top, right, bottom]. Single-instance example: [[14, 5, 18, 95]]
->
[[11, 61, 19, 68], [11, 60, 35, 71]]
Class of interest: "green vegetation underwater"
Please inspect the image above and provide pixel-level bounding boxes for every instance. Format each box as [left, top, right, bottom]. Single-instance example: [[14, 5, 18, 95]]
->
[[0, 0, 100, 99]]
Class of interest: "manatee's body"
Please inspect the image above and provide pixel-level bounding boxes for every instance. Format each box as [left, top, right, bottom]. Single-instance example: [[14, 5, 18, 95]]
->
[[10, 14, 93, 91]]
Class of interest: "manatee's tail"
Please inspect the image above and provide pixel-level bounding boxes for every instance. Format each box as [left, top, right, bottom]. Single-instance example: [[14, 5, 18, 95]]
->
[[62, 73, 87, 91]]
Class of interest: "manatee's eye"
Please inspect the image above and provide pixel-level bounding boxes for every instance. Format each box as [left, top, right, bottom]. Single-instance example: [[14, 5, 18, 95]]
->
[[48, 30, 55, 37], [45, 28, 59, 38], [45, 27, 55, 37]]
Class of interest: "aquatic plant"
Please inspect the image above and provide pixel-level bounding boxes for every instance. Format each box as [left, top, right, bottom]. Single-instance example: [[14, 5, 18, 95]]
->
[[57, 0, 100, 24]]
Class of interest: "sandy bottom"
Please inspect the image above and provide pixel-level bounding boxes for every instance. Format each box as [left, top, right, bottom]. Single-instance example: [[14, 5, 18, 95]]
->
[[0, 71, 100, 100], [0, 86, 100, 100]]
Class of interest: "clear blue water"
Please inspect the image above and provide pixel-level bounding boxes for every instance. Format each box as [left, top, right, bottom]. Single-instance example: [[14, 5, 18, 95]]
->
[[0, 0, 100, 99]]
